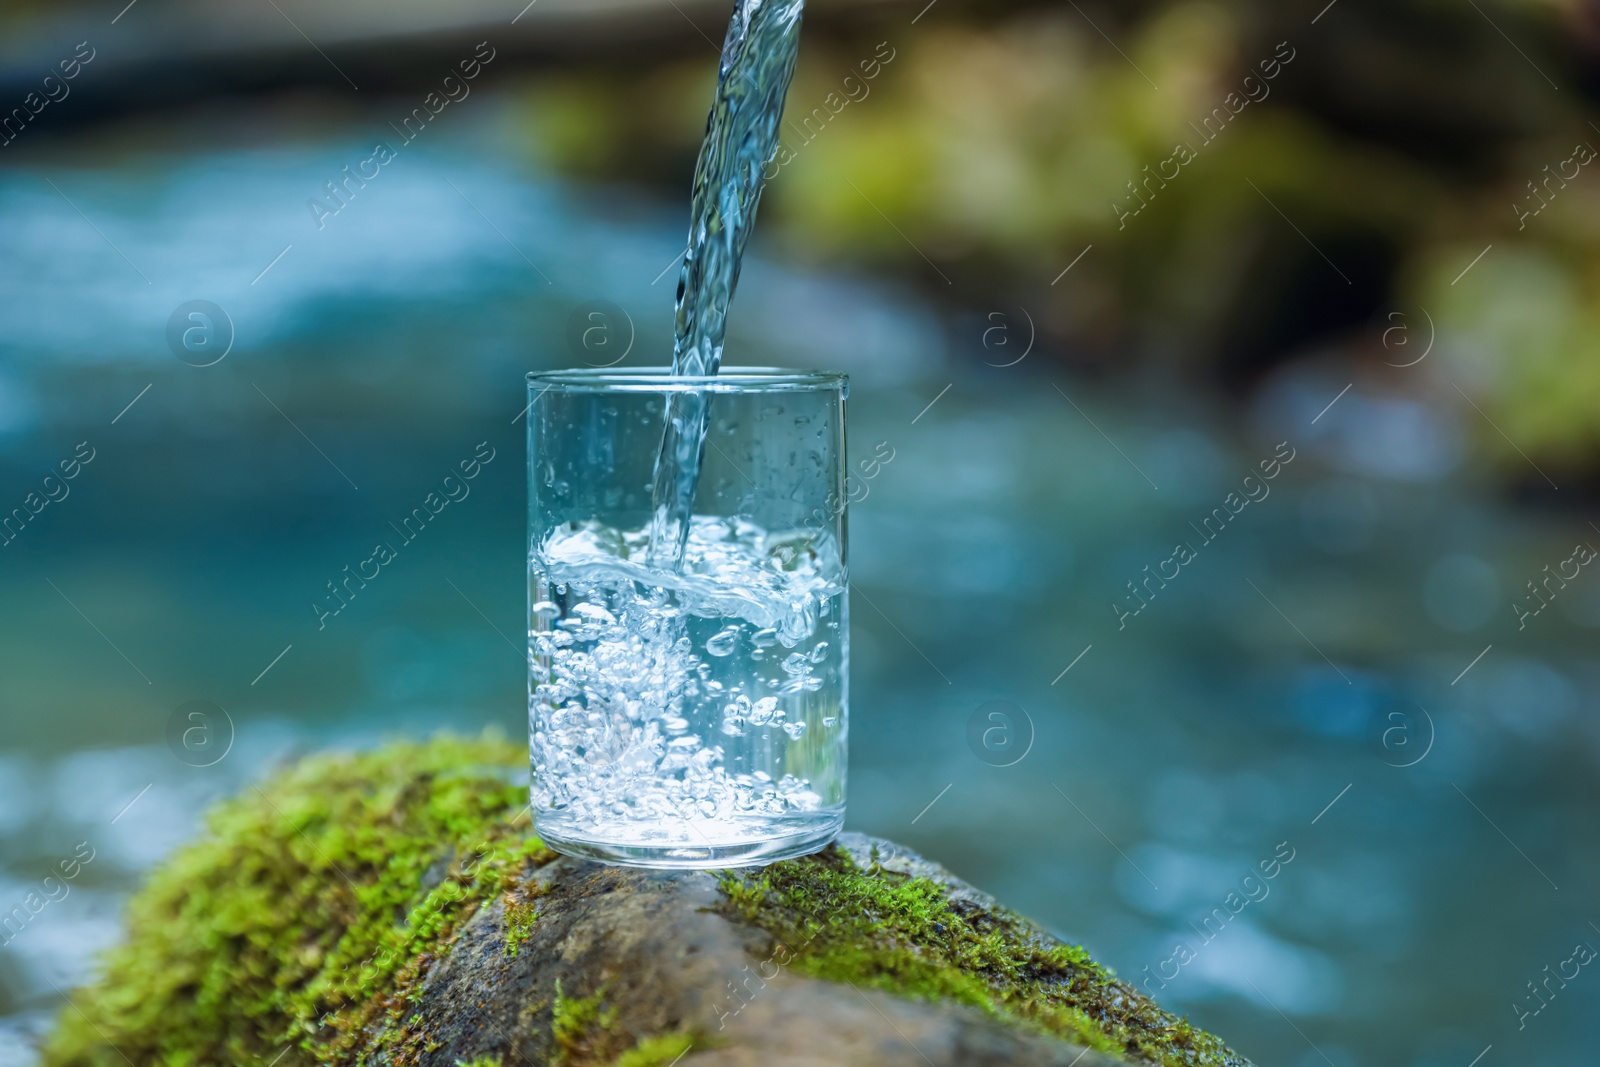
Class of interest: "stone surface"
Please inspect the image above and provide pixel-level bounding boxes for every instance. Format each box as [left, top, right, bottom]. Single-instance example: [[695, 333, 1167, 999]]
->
[[416, 836, 1126, 1067], [39, 738, 1254, 1067]]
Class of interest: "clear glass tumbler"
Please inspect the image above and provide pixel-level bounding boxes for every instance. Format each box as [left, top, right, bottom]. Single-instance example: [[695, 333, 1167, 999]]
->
[[527, 368, 848, 867]]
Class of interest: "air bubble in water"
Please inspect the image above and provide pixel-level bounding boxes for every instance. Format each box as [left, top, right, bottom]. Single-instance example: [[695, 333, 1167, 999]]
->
[[748, 697, 781, 725], [574, 603, 616, 625], [706, 626, 741, 657], [529, 516, 840, 842]]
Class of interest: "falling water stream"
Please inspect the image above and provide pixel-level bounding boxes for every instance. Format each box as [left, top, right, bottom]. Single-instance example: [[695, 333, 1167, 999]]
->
[[645, 0, 805, 570]]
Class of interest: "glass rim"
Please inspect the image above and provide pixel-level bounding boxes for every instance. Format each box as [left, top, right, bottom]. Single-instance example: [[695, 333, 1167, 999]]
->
[[527, 366, 847, 393]]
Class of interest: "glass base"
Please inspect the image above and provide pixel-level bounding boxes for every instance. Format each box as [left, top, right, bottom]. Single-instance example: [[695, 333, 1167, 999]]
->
[[535, 812, 844, 869]]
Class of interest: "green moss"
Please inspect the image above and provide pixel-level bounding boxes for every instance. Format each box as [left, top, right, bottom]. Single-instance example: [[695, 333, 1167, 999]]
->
[[42, 734, 1238, 1067], [610, 1031, 695, 1067], [42, 733, 551, 1067], [503, 895, 538, 958], [552, 979, 617, 1052], [548, 983, 702, 1067], [453, 1058, 503, 1067], [716, 847, 1236, 1067]]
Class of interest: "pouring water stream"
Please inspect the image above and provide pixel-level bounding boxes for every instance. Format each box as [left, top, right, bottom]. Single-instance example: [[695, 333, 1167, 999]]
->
[[645, 0, 806, 570]]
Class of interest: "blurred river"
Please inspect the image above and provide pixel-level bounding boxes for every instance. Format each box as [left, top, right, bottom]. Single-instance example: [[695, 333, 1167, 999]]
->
[[1, 90, 1597, 1067]]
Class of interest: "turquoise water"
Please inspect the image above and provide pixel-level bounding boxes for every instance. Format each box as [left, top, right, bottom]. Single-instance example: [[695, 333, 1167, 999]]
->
[[649, 0, 805, 570], [0, 98, 1597, 1065]]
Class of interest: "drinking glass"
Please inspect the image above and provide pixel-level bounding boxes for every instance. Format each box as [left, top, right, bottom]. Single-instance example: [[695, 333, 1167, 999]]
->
[[527, 368, 848, 867]]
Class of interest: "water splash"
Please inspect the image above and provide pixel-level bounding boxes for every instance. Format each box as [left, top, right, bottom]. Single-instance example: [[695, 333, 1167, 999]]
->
[[646, 0, 805, 570]]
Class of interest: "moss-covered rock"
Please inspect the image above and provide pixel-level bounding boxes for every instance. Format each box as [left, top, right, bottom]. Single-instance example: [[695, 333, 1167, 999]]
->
[[42, 735, 1253, 1067]]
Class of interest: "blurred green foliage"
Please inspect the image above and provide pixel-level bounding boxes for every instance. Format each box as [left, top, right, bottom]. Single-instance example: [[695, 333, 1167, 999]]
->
[[515, 0, 1600, 479]]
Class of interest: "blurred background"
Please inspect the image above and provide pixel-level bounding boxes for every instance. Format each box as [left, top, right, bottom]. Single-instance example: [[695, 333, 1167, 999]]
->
[[2, 0, 1599, 1064]]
